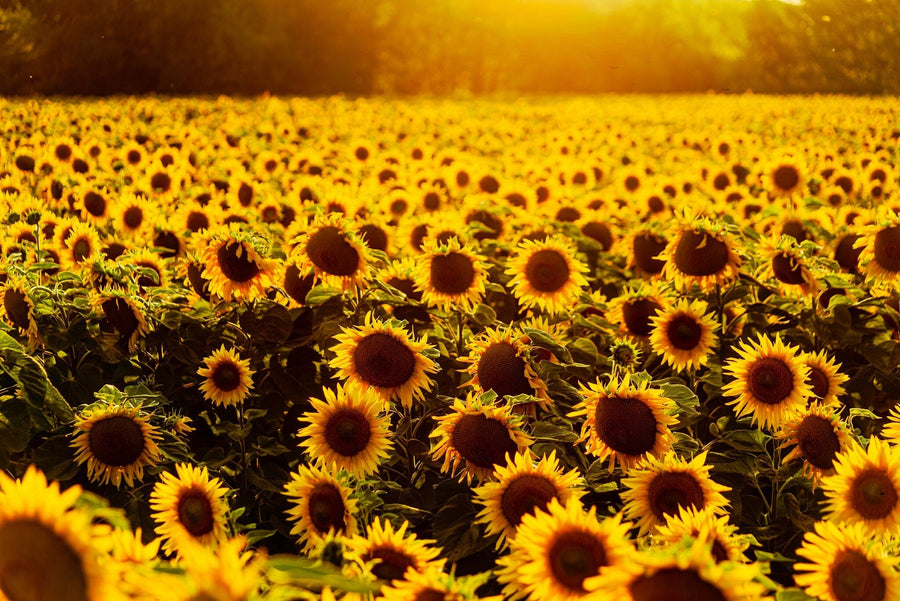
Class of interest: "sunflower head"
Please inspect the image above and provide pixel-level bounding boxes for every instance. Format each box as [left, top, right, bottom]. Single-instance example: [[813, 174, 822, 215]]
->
[[649, 298, 718, 372], [291, 212, 372, 291], [283, 464, 359, 553], [659, 215, 742, 292], [505, 236, 589, 316], [776, 403, 854, 485], [344, 518, 444, 584], [197, 345, 255, 407], [413, 237, 487, 313], [200, 225, 276, 302]]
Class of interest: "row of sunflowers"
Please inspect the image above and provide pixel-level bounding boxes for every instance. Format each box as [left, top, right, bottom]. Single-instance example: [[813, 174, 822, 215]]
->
[[1, 94, 900, 601]]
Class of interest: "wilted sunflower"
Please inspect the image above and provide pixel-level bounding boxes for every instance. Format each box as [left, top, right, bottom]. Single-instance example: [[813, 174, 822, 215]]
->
[[620, 451, 731, 536], [585, 537, 767, 601], [776, 404, 854, 485], [505, 236, 589, 315], [794, 520, 900, 601], [606, 285, 669, 341], [200, 225, 276, 302], [92, 288, 151, 352], [291, 212, 373, 291], [150, 463, 230, 556], [283, 464, 358, 553], [722, 334, 811, 431], [413, 237, 487, 313], [0, 466, 113, 601], [197, 345, 254, 407], [430, 392, 532, 484], [460, 326, 549, 411], [802, 350, 848, 407], [821, 438, 900, 538], [659, 216, 741, 292], [856, 212, 900, 291], [649, 298, 717, 372], [473, 450, 583, 549], [654, 506, 751, 564], [71, 402, 162, 488], [570, 374, 678, 471], [345, 517, 445, 583], [329, 314, 438, 409], [495, 498, 633, 601], [297, 383, 393, 478]]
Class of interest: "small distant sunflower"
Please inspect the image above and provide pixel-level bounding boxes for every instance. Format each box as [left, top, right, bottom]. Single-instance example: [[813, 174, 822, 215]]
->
[[766, 156, 806, 198], [149, 463, 230, 556], [659, 216, 742, 292], [606, 285, 669, 341], [856, 212, 900, 290], [722, 334, 811, 431], [802, 350, 849, 407], [377, 258, 423, 303], [585, 537, 767, 601], [649, 298, 717, 372], [113, 193, 153, 240], [197, 345, 255, 407], [59, 221, 102, 270], [460, 326, 549, 410], [821, 438, 900, 538], [505, 237, 589, 315], [71, 402, 162, 488], [413, 237, 487, 313], [473, 450, 583, 549], [570, 374, 678, 472], [123, 247, 169, 291], [776, 404, 854, 484], [495, 498, 633, 601], [620, 451, 731, 536], [430, 392, 532, 484], [283, 464, 358, 553], [200, 226, 276, 302], [654, 506, 751, 564], [345, 518, 444, 583], [292, 212, 372, 291], [77, 186, 113, 226], [297, 383, 393, 478], [794, 520, 900, 601], [329, 314, 438, 409]]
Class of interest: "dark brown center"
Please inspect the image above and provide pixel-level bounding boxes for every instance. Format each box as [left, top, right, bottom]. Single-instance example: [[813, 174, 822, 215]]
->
[[211, 361, 242, 392], [673, 230, 730, 277], [632, 233, 667, 274], [629, 568, 727, 601], [547, 529, 608, 593], [647, 472, 705, 520], [364, 547, 414, 582], [500, 474, 558, 527], [87, 415, 146, 467], [450, 413, 518, 469], [796, 414, 841, 470], [430, 252, 476, 295], [524, 249, 571, 293], [216, 242, 261, 283], [101, 298, 139, 338], [84, 192, 106, 216], [123, 206, 144, 229], [177, 489, 215, 537], [622, 299, 662, 337], [666, 314, 703, 350], [594, 395, 659, 457], [746, 357, 796, 405], [306, 226, 360, 277], [830, 550, 886, 601], [308, 483, 347, 534], [477, 342, 533, 399], [850, 469, 898, 520], [323, 408, 372, 457], [772, 252, 807, 285], [874, 226, 900, 273], [352, 333, 417, 389], [284, 265, 315, 304], [773, 165, 800, 192], [4, 288, 31, 331]]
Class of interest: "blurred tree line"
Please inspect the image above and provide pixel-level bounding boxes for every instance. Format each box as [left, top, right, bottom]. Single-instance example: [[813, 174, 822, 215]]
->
[[0, 0, 897, 95]]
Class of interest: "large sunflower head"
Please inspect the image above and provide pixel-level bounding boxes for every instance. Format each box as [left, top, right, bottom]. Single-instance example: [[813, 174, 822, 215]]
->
[[344, 518, 444, 584], [495, 498, 633, 601], [659, 215, 742, 292], [297, 383, 393, 478], [200, 225, 277, 302], [569, 374, 678, 472], [71, 402, 162, 489], [413, 237, 488, 313], [505, 236, 589, 316], [473, 449, 584, 550], [821, 438, 900, 538], [430, 392, 532, 484], [283, 463, 359, 553], [149, 462, 230, 557], [794, 520, 899, 601], [197, 345, 255, 408], [291, 212, 373, 291], [649, 298, 718, 372], [776, 403, 855, 485], [620, 451, 731, 536], [328, 314, 438, 409], [722, 334, 812, 431]]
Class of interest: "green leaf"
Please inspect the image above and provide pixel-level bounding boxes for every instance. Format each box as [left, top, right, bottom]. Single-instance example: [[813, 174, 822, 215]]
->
[[305, 285, 341, 306], [776, 589, 816, 601], [523, 328, 571, 362], [530, 421, 578, 442], [470, 303, 496, 326], [720, 429, 770, 453], [567, 338, 598, 365], [267, 556, 380, 594]]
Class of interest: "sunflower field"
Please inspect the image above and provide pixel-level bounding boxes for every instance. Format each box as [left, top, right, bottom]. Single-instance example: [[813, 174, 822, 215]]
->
[[1, 94, 900, 601]]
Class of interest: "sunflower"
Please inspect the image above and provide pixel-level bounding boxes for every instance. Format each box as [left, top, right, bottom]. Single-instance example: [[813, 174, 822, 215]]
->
[[71, 402, 162, 488], [856, 212, 900, 291], [0, 465, 113, 601], [505, 236, 589, 315], [291, 212, 373, 291], [59, 221, 102, 270], [460, 326, 550, 411], [377, 258, 423, 303], [329, 314, 438, 409], [802, 350, 849, 407], [344, 518, 444, 583], [620, 451, 731, 536], [821, 438, 900, 538], [472, 450, 583, 549], [159, 535, 266, 601], [200, 225, 277, 302], [654, 506, 751, 564], [794, 520, 900, 601], [197, 345, 255, 407], [659, 216, 742, 292], [776, 403, 855, 485], [759, 236, 819, 298], [113, 192, 153, 240], [378, 566, 484, 601], [649, 298, 717, 372], [495, 498, 633, 601], [722, 334, 811, 431], [276, 257, 317, 308], [766, 156, 806, 198], [92, 288, 151, 352], [150, 462, 230, 556], [605, 285, 669, 341], [123, 247, 169, 291], [0, 274, 40, 343], [297, 383, 393, 478], [413, 237, 487, 313], [430, 392, 532, 484], [77, 186, 113, 226], [584, 537, 767, 601], [625, 225, 669, 277], [283, 464, 359, 553], [569, 374, 678, 472]]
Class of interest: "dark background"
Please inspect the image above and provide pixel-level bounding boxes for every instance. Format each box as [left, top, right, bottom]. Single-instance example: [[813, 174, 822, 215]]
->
[[0, 0, 897, 96]]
